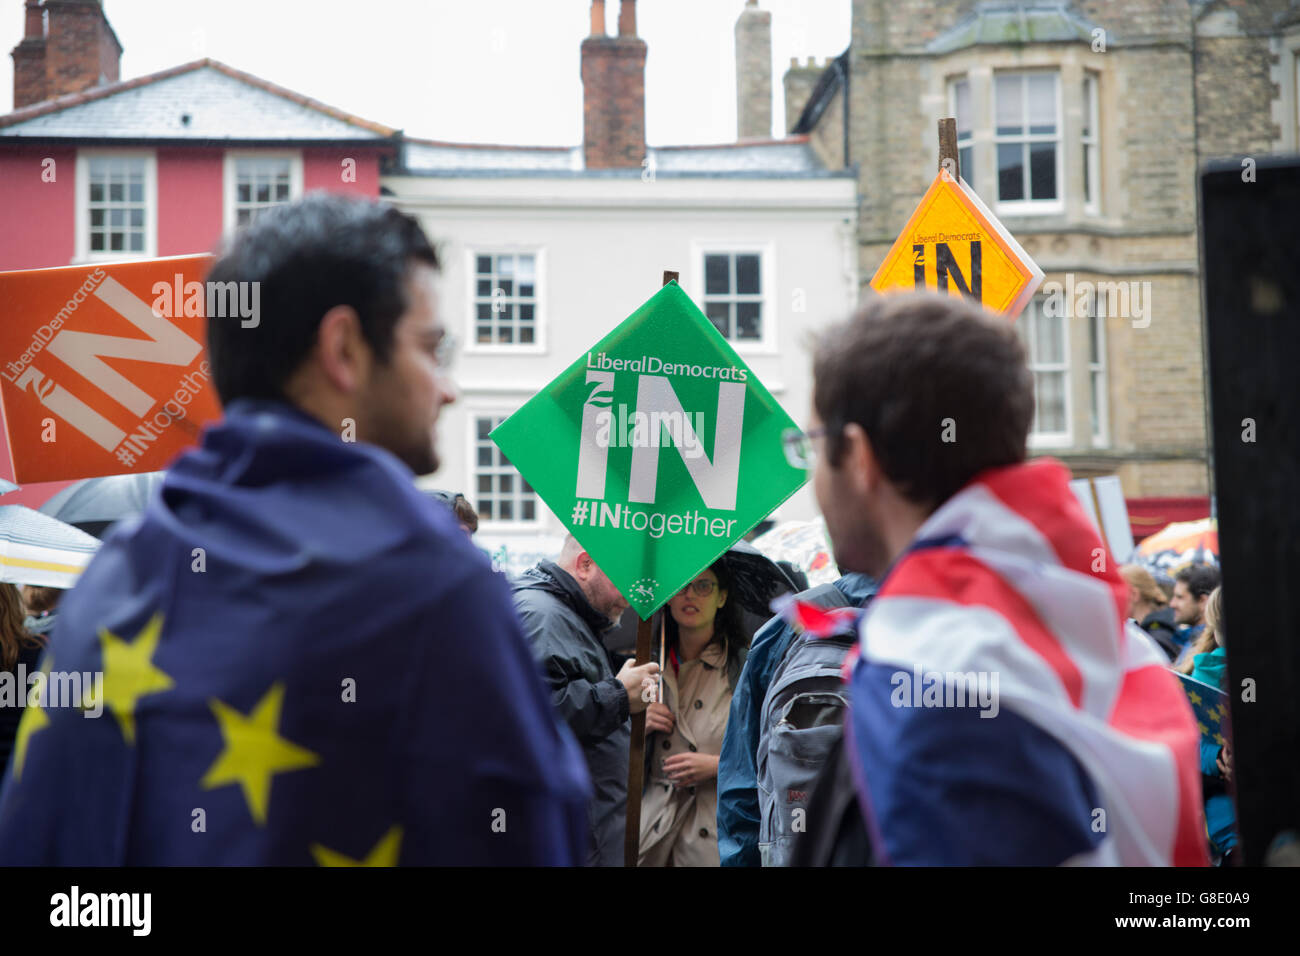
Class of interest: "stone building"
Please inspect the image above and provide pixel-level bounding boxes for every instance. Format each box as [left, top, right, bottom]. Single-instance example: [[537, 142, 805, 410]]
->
[[774, 0, 1292, 519]]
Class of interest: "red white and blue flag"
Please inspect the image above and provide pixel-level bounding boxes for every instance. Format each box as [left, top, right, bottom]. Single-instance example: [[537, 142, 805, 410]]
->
[[769, 591, 862, 639], [846, 459, 1209, 866]]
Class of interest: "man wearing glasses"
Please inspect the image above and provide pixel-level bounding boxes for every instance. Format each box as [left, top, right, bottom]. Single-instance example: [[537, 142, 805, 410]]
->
[[0, 195, 590, 866], [797, 291, 1207, 866]]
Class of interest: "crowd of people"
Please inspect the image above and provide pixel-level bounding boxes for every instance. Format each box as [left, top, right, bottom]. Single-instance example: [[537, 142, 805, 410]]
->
[[1121, 561, 1235, 861], [0, 195, 1237, 866]]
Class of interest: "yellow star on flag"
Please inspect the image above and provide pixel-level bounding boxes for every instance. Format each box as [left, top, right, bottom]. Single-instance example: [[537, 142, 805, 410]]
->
[[201, 682, 320, 825], [11, 657, 52, 780], [99, 613, 174, 745], [310, 825, 403, 867], [1187, 691, 1202, 707]]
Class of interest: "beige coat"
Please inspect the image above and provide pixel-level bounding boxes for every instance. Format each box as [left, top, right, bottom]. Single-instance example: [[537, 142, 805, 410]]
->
[[638, 638, 733, 867]]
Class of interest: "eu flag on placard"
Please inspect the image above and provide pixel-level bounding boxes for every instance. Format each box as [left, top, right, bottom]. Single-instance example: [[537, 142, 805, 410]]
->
[[1173, 671, 1230, 751], [0, 399, 591, 865]]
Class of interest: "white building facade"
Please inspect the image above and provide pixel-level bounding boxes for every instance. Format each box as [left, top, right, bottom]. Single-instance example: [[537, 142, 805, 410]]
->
[[383, 139, 858, 563]]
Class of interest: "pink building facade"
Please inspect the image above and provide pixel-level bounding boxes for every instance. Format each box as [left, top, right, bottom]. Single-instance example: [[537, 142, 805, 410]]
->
[[0, 50, 398, 507]]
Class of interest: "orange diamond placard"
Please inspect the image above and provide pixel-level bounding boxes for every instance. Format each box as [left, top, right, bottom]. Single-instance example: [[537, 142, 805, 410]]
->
[[870, 169, 1044, 320], [0, 255, 222, 483]]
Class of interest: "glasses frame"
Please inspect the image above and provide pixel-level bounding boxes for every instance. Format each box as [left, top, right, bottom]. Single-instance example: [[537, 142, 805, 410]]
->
[[676, 578, 719, 598], [782, 426, 831, 470]]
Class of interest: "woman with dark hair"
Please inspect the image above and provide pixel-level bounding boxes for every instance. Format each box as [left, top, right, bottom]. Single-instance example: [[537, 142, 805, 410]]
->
[[1, 582, 47, 773], [639, 558, 748, 866]]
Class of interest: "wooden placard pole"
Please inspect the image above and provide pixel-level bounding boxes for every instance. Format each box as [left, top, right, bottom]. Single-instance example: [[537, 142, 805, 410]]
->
[[938, 116, 960, 180], [624, 268, 679, 867]]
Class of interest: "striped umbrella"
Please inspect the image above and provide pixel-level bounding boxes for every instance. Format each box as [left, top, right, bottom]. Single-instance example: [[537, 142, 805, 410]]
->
[[1134, 517, 1218, 575], [0, 504, 101, 588]]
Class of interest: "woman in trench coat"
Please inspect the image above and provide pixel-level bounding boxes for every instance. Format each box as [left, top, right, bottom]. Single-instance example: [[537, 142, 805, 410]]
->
[[639, 559, 748, 867]]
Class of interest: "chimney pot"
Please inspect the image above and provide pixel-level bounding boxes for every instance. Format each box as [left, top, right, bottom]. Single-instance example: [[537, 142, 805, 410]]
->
[[618, 0, 636, 37], [590, 0, 605, 36], [582, 0, 647, 168]]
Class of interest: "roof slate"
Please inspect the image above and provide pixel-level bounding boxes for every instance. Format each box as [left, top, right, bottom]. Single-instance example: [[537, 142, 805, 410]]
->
[[0, 60, 396, 140], [400, 137, 835, 178], [0, 58, 834, 179], [927, 2, 1100, 53]]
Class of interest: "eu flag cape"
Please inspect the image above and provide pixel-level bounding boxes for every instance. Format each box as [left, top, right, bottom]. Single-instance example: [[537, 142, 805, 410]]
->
[[0, 399, 591, 865]]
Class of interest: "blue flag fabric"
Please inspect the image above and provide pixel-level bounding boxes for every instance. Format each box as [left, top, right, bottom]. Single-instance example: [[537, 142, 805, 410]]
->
[[1173, 670, 1229, 752], [0, 399, 591, 865]]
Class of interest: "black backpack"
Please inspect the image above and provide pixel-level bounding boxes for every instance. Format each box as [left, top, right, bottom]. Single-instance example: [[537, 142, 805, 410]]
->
[[755, 582, 855, 867]]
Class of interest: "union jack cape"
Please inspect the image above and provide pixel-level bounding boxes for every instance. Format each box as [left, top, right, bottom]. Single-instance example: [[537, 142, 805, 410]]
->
[[846, 459, 1209, 865]]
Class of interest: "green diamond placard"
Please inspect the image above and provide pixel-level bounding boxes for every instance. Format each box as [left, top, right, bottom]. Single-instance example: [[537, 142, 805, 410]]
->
[[491, 281, 808, 619]]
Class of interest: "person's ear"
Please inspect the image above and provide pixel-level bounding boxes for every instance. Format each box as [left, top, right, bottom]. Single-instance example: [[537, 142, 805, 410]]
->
[[841, 422, 878, 495], [315, 305, 372, 395], [716, 588, 727, 609]]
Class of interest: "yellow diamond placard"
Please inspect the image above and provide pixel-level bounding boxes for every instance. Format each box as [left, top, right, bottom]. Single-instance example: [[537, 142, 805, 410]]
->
[[870, 169, 1044, 320]]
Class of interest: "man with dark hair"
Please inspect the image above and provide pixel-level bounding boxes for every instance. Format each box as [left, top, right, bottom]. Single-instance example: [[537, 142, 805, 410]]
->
[[0, 195, 590, 865], [802, 292, 1207, 866], [1171, 564, 1221, 652]]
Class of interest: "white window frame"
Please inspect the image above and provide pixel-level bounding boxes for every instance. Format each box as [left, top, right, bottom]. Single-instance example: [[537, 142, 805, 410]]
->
[[222, 151, 303, 236], [992, 70, 1064, 216], [1088, 289, 1109, 447], [467, 409, 544, 531], [689, 240, 776, 354], [464, 247, 547, 356], [1020, 297, 1072, 449], [1082, 72, 1101, 215], [949, 76, 975, 187], [75, 150, 157, 262]]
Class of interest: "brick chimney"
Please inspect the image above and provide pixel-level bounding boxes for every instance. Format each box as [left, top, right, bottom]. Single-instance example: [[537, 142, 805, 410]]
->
[[581, 0, 647, 170], [10, 0, 122, 110], [11, 0, 47, 108], [735, 0, 772, 141]]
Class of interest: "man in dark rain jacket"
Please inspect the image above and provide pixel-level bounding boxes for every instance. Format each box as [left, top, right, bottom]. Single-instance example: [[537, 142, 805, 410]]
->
[[514, 536, 660, 866]]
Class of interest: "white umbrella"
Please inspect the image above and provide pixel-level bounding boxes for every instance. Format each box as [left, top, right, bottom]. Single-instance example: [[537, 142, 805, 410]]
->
[[38, 471, 166, 538], [751, 518, 840, 587], [0, 504, 101, 588]]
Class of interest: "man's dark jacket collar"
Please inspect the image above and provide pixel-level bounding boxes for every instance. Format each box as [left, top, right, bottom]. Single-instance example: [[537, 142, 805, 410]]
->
[[519, 560, 616, 636]]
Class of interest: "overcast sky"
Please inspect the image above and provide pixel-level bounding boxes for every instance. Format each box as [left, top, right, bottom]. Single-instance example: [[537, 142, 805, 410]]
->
[[2, 0, 851, 145]]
